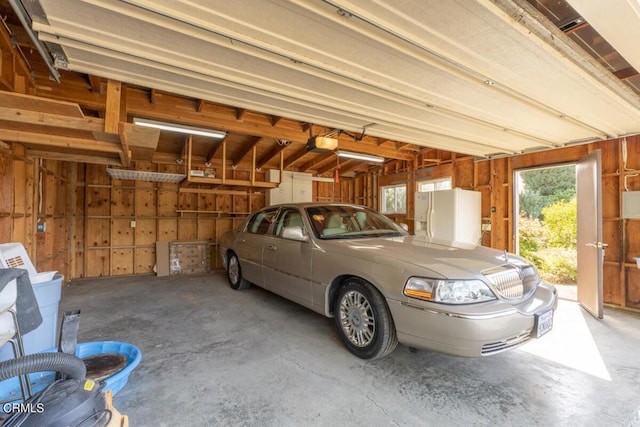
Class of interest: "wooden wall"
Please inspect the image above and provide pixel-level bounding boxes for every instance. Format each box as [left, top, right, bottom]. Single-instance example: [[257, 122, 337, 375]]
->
[[0, 143, 71, 279]]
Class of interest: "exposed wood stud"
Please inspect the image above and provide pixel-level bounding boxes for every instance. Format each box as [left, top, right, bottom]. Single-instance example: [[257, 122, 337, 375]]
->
[[104, 80, 121, 134], [613, 67, 639, 80]]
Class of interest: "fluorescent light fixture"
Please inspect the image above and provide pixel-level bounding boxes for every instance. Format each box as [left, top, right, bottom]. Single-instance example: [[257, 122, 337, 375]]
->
[[336, 150, 385, 163], [133, 118, 226, 139], [106, 168, 186, 183]]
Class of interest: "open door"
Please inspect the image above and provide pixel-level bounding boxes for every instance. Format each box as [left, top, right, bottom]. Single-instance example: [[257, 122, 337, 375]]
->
[[576, 150, 605, 318]]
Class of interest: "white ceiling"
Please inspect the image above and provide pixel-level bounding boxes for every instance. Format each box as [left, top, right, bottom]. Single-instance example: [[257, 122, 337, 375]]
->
[[28, 0, 640, 157]]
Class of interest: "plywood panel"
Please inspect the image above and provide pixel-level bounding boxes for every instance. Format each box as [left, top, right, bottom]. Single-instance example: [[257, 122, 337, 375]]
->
[[13, 158, 25, 215], [74, 252, 84, 278], [603, 263, 622, 305], [625, 267, 640, 308], [135, 248, 155, 274], [178, 192, 197, 211], [602, 176, 619, 219], [626, 220, 640, 263], [475, 161, 490, 186], [199, 193, 216, 211], [86, 188, 111, 216], [44, 172, 56, 216], [86, 249, 109, 277], [112, 188, 134, 216], [216, 195, 232, 212], [454, 158, 474, 188], [602, 220, 620, 261], [158, 218, 178, 241], [158, 190, 178, 216], [86, 219, 110, 247], [135, 218, 157, 245], [178, 218, 197, 240], [74, 220, 84, 252], [86, 163, 110, 185], [197, 218, 216, 241], [135, 189, 157, 216], [593, 140, 619, 173], [234, 194, 249, 213], [111, 248, 134, 275], [112, 219, 134, 246]]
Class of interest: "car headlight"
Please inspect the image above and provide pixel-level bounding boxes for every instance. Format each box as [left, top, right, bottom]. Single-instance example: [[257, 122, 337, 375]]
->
[[403, 277, 496, 304]]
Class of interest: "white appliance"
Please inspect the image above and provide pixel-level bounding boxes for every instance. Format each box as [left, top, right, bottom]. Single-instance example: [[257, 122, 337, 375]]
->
[[414, 188, 481, 247]]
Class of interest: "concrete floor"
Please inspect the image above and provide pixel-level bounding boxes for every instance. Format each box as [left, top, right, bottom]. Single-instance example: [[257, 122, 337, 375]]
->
[[60, 272, 640, 427]]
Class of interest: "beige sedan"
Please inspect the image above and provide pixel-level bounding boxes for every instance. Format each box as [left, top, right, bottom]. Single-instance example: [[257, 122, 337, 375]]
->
[[220, 203, 557, 359]]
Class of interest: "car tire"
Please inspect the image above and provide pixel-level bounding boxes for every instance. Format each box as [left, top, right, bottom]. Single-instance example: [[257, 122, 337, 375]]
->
[[227, 252, 251, 290], [334, 278, 398, 359]]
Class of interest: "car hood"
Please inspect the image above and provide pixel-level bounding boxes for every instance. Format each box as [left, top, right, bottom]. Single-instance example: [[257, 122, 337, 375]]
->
[[327, 234, 525, 279]]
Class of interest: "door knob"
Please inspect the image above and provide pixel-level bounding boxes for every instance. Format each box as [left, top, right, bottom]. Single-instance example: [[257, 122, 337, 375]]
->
[[267, 244, 277, 250]]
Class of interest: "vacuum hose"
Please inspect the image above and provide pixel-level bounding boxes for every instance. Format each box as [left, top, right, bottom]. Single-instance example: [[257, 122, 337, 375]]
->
[[0, 352, 86, 381]]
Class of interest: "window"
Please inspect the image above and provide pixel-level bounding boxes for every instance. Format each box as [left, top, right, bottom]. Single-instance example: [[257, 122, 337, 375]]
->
[[274, 208, 305, 237], [245, 209, 278, 234], [417, 177, 452, 193], [381, 184, 406, 214]]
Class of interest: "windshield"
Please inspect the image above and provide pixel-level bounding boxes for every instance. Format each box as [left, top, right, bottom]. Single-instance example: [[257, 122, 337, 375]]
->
[[305, 205, 408, 239]]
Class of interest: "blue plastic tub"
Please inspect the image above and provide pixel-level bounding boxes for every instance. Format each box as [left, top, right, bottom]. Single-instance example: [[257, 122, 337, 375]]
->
[[0, 341, 142, 403]]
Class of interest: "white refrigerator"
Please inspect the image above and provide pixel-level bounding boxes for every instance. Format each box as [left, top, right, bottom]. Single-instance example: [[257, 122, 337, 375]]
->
[[414, 188, 482, 247]]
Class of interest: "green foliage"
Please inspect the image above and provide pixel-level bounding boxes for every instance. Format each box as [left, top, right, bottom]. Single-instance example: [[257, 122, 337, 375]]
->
[[541, 199, 577, 248], [518, 185, 578, 284], [535, 248, 577, 284], [519, 166, 576, 219]]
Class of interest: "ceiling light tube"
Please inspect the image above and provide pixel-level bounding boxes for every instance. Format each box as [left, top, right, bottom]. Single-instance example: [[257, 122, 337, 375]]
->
[[336, 150, 385, 163], [133, 118, 226, 139]]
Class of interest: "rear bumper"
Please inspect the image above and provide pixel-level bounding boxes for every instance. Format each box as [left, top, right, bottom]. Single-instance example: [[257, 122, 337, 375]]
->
[[388, 283, 558, 357]]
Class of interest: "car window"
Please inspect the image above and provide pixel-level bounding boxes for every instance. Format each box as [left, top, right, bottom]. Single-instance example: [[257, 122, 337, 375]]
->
[[274, 208, 305, 237], [245, 209, 278, 234], [306, 205, 407, 239]]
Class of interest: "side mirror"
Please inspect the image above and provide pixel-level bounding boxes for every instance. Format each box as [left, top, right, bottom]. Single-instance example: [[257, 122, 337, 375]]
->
[[282, 226, 309, 242], [398, 223, 409, 232]]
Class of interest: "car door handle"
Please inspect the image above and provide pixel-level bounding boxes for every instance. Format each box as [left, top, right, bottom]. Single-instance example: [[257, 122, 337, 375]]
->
[[267, 244, 277, 251]]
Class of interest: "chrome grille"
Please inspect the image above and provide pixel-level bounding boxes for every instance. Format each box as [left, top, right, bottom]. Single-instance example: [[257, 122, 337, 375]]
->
[[481, 330, 532, 355], [483, 264, 539, 300]]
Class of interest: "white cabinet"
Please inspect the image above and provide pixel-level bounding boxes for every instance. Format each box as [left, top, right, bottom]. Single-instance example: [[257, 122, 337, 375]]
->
[[267, 170, 313, 205]]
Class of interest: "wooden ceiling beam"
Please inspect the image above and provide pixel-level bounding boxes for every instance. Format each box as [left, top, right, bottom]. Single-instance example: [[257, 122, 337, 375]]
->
[[283, 146, 309, 169], [125, 90, 413, 161], [0, 106, 104, 132], [335, 159, 361, 175], [0, 129, 123, 154], [256, 141, 289, 169], [298, 151, 335, 172], [318, 157, 353, 175], [614, 67, 639, 80], [88, 75, 104, 94], [26, 149, 122, 165], [232, 136, 262, 165]]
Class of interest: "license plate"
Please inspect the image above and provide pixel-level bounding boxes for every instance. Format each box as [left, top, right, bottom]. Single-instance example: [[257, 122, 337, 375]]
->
[[534, 310, 553, 338]]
